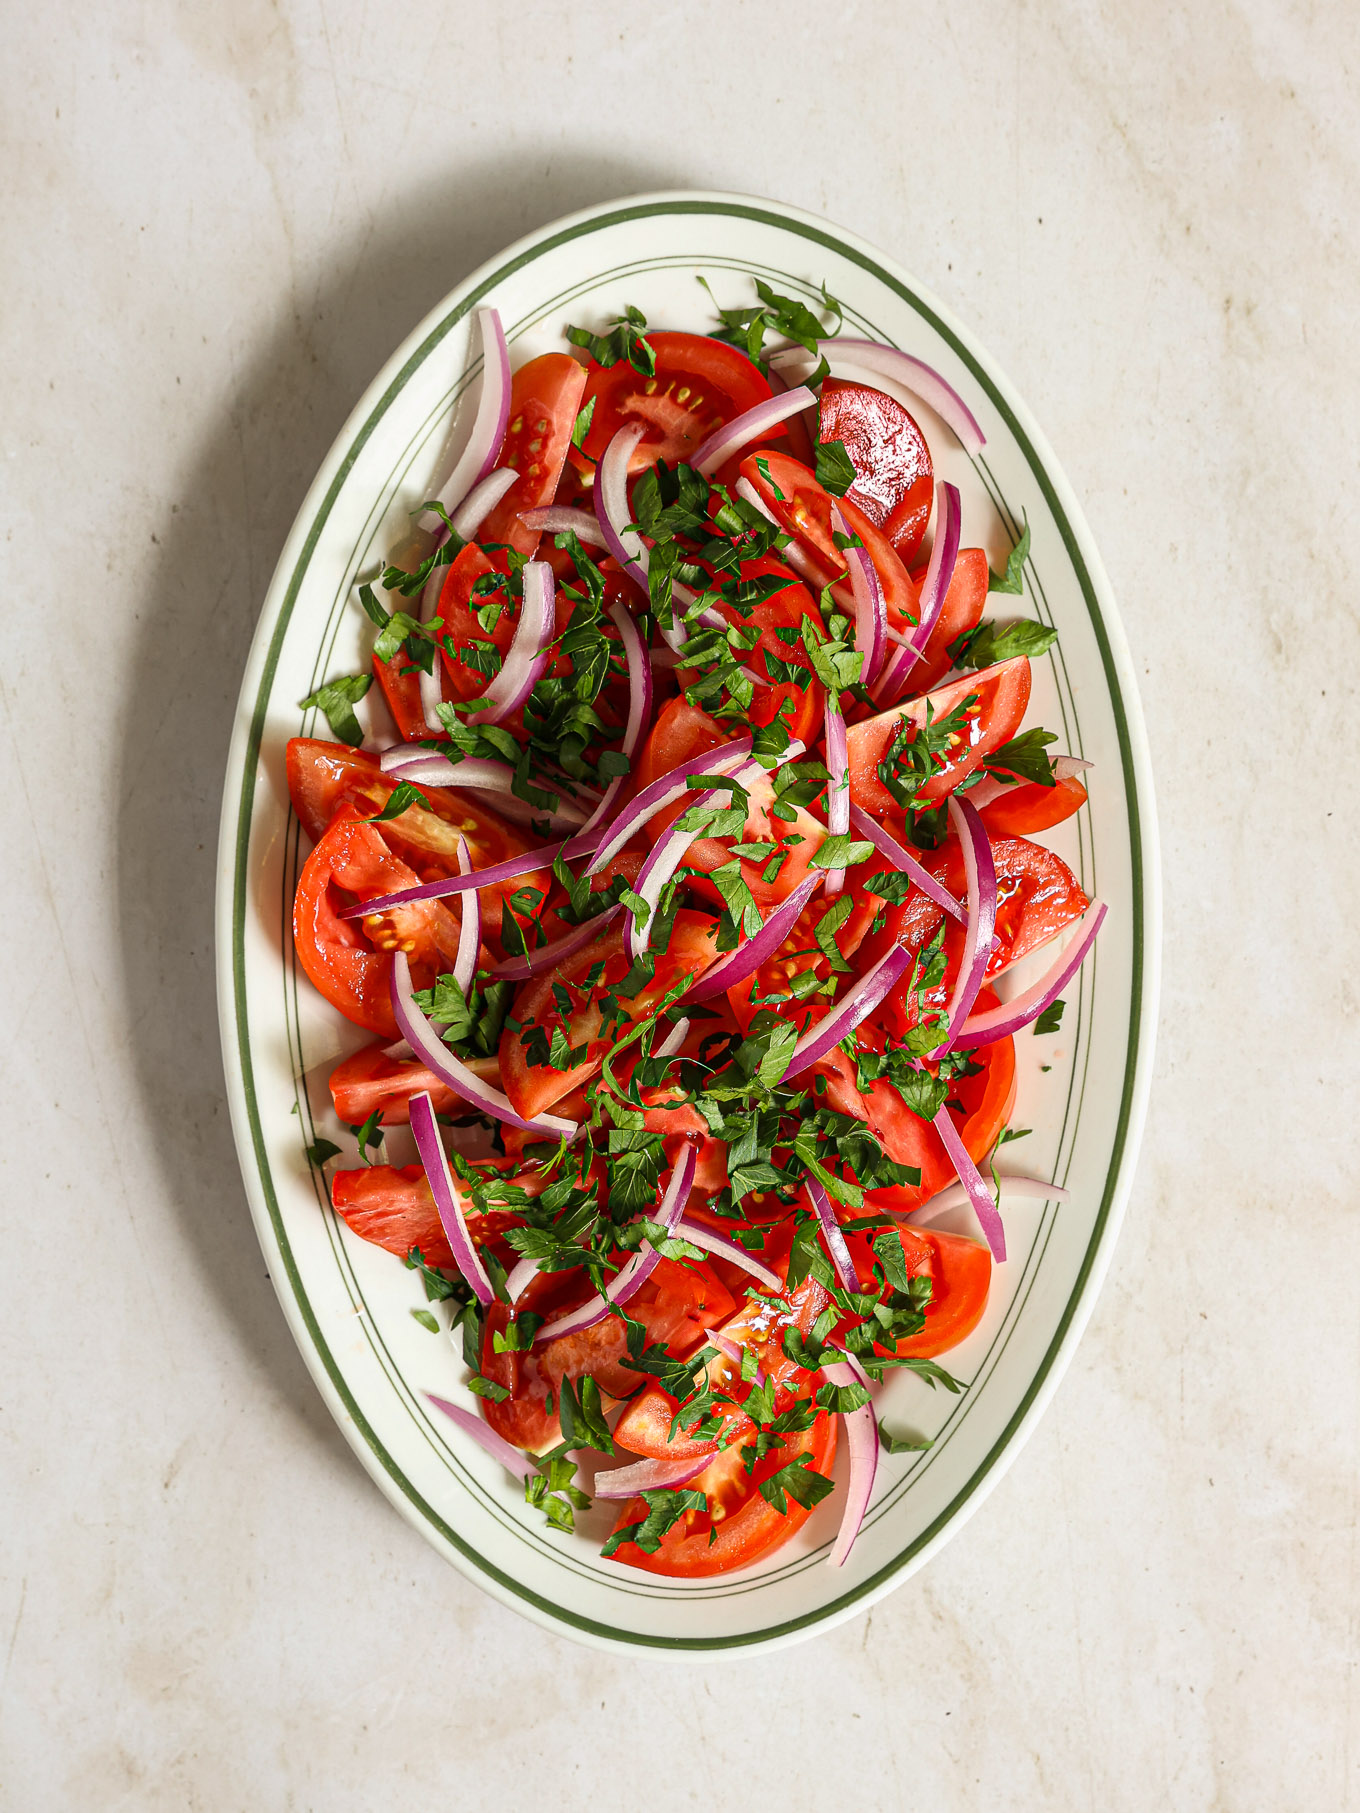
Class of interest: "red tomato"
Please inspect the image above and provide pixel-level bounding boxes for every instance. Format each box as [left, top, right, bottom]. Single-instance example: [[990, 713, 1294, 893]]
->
[[329, 1162, 530, 1270], [979, 773, 1088, 838], [499, 912, 720, 1120], [328, 1042, 508, 1128], [890, 1227, 992, 1358], [285, 739, 550, 955], [372, 646, 437, 743], [817, 378, 934, 562], [477, 354, 587, 555], [292, 807, 462, 1035], [576, 332, 774, 474], [845, 657, 1032, 817], [434, 542, 515, 704], [725, 884, 882, 1040], [607, 1412, 837, 1577], [679, 553, 824, 743], [737, 449, 920, 630], [629, 697, 825, 913], [907, 548, 990, 692], [479, 1257, 734, 1454]]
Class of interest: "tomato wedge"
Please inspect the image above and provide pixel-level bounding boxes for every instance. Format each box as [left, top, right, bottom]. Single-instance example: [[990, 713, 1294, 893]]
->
[[479, 1258, 734, 1454], [476, 353, 586, 555], [499, 912, 720, 1120], [817, 377, 934, 562], [607, 1412, 838, 1577], [328, 1042, 508, 1128], [293, 807, 462, 1035], [979, 773, 1088, 838], [576, 332, 774, 474], [679, 553, 824, 743], [907, 547, 990, 693], [329, 1162, 531, 1270], [845, 657, 1031, 816], [285, 738, 549, 955]]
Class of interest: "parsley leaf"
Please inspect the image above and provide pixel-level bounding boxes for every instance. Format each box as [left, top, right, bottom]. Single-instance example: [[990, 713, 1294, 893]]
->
[[1034, 997, 1066, 1036], [811, 834, 874, 871], [600, 1486, 708, 1558], [361, 779, 433, 824], [814, 437, 856, 497], [758, 1453, 835, 1514], [949, 616, 1058, 670], [298, 673, 371, 747], [988, 517, 1031, 594], [304, 1136, 341, 1167], [566, 305, 656, 375], [571, 395, 596, 450], [880, 1426, 933, 1454], [984, 727, 1059, 787]]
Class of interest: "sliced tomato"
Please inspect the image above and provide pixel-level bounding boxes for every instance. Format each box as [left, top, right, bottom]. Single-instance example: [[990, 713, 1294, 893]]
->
[[285, 739, 549, 957], [499, 912, 720, 1120], [889, 1227, 992, 1358], [629, 697, 825, 912], [908, 548, 990, 693], [737, 449, 920, 629], [679, 553, 824, 743], [725, 883, 882, 1039], [329, 1162, 530, 1270], [979, 773, 1088, 838], [479, 1256, 734, 1454], [372, 646, 437, 743], [607, 1411, 837, 1577], [327, 1042, 509, 1128], [476, 353, 586, 555], [817, 378, 934, 562], [576, 332, 774, 474], [819, 996, 1017, 1213], [846, 657, 1031, 817], [434, 542, 516, 704], [292, 807, 462, 1035]]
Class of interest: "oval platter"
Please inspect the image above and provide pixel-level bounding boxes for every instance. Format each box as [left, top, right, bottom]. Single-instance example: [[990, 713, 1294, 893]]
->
[[216, 191, 1159, 1654]]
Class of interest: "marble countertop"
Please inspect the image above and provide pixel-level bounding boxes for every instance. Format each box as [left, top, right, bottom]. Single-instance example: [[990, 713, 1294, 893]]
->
[[3, 2, 1356, 1806]]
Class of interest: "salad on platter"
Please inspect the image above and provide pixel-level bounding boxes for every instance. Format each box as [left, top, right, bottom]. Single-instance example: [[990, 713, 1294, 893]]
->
[[287, 280, 1104, 1577]]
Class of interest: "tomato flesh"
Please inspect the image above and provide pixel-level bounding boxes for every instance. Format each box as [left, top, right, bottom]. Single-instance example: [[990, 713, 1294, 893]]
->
[[846, 657, 1032, 816], [818, 377, 934, 562], [577, 331, 774, 474], [477, 354, 586, 555]]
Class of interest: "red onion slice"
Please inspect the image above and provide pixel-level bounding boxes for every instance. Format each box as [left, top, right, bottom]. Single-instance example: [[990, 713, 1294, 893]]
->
[[468, 558, 554, 726], [383, 752, 594, 826], [584, 736, 753, 877], [624, 756, 765, 961], [829, 501, 886, 688], [451, 835, 480, 995], [535, 1142, 699, 1343], [770, 338, 985, 456], [518, 505, 608, 548], [425, 1393, 537, 1479], [932, 1105, 1006, 1261], [872, 480, 961, 703], [408, 1090, 495, 1304], [504, 1255, 539, 1303], [594, 422, 650, 588], [653, 1016, 690, 1061], [489, 904, 622, 982], [692, 386, 816, 477], [339, 827, 602, 919], [848, 805, 965, 923], [734, 477, 825, 588], [823, 1358, 879, 1568], [905, 1172, 1071, 1228], [426, 307, 512, 520], [686, 873, 822, 1002], [452, 464, 519, 540], [961, 754, 1092, 813], [935, 795, 997, 1052], [674, 1220, 782, 1291], [805, 1175, 859, 1291], [783, 942, 915, 1080], [955, 900, 1107, 1049], [592, 1451, 715, 1500], [706, 1326, 766, 1387], [391, 952, 578, 1139], [822, 695, 850, 900]]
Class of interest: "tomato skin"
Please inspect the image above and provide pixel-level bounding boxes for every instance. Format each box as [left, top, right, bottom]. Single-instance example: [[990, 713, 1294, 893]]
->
[[477, 354, 586, 555], [577, 332, 774, 474], [329, 1163, 528, 1271], [846, 657, 1032, 817], [607, 1412, 838, 1577], [479, 1257, 735, 1454], [979, 774, 1088, 838], [891, 1228, 992, 1358], [328, 1042, 508, 1128], [817, 378, 934, 562], [908, 548, 990, 693], [292, 807, 462, 1035], [499, 912, 720, 1120]]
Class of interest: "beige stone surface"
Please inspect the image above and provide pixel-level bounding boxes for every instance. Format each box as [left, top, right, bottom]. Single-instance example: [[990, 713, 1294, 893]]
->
[[2, 2, 1357, 1806]]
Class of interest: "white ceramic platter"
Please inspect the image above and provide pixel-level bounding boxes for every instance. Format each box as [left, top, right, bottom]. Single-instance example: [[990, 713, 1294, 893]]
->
[[216, 191, 1159, 1655]]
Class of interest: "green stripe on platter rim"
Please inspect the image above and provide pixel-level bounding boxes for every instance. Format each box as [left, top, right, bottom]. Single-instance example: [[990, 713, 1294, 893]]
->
[[281, 258, 1096, 1597], [224, 195, 1152, 1650]]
